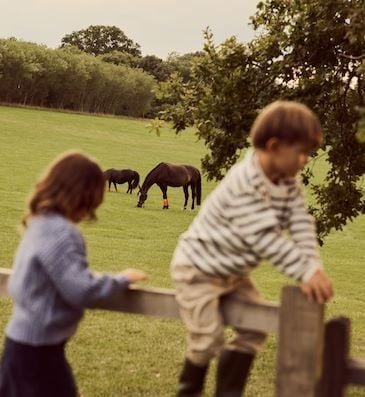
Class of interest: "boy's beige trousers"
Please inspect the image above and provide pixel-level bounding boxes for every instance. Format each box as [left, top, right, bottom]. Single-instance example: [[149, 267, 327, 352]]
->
[[172, 262, 267, 366]]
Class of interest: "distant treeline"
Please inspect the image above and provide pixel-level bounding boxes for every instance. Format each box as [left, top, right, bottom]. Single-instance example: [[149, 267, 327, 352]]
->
[[0, 39, 156, 117]]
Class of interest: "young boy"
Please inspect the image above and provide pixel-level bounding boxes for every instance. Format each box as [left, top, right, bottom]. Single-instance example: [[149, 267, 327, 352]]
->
[[170, 101, 333, 397]]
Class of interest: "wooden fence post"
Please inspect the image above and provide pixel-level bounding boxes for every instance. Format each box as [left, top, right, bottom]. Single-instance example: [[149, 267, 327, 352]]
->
[[319, 317, 350, 397], [275, 286, 324, 397]]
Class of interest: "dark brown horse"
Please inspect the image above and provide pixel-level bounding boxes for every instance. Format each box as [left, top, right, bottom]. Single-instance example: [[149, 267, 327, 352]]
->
[[104, 169, 140, 194], [137, 163, 201, 209]]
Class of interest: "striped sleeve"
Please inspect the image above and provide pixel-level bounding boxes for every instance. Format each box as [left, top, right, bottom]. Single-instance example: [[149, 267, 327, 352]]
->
[[287, 184, 323, 272], [233, 189, 320, 282]]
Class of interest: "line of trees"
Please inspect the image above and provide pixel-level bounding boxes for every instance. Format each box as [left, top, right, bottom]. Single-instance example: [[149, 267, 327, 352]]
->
[[0, 38, 156, 116], [59, 26, 203, 83], [0, 25, 202, 117]]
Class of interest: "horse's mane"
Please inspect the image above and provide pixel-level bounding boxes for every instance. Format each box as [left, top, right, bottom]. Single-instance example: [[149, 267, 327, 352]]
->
[[143, 162, 165, 183]]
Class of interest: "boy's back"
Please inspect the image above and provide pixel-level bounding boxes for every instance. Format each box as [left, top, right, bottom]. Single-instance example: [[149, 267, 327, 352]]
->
[[173, 149, 320, 282]]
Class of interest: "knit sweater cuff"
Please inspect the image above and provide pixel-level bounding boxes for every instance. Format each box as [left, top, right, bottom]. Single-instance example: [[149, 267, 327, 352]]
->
[[301, 260, 323, 282]]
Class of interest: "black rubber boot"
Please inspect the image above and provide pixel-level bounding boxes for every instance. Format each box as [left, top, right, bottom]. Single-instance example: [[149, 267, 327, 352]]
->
[[177, 358, 209, 397], [214, 350, 255, 397]]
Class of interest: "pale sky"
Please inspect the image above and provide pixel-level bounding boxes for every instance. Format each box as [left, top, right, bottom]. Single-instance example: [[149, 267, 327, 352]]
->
[[0, 0, 261, 59]]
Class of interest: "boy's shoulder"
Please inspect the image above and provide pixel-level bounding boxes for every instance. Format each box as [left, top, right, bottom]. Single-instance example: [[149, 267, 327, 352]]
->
[[225, 150, 302, 200], [224, 151, 263, 195]]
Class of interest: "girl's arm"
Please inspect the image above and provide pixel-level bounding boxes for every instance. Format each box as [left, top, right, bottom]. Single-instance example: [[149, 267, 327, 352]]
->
[[38, 233, 145, 309]]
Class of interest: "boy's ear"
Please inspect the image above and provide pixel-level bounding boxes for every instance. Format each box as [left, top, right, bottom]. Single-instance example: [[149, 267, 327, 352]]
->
[[265, 137, 281, 152]]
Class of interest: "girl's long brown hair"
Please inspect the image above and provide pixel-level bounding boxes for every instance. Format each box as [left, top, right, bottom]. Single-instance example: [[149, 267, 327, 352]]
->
[[22, 151, 105, 227]]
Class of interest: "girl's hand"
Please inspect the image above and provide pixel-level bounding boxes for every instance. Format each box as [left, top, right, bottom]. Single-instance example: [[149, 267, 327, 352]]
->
[[300, 269, 333, 304], [121, 268, 149, 283]]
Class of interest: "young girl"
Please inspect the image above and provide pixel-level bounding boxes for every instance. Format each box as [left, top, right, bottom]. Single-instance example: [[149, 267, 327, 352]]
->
[[0, 151, 148, 397]]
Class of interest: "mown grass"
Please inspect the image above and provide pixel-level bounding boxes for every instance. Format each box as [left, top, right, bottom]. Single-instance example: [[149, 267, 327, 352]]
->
[[0, 105, 364, 396]]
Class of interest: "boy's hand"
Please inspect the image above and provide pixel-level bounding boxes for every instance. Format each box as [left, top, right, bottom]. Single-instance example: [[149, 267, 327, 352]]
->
[[300, 269, 333, 304], [120, 268, 149, 283]]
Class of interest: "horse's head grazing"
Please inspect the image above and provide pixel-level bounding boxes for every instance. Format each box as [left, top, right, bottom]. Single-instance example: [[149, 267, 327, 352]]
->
[[137, 189, 147, 208]]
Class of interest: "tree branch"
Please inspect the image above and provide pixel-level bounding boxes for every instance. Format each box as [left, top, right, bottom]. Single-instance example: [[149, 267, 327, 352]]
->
[[338, 52, 365, 61]]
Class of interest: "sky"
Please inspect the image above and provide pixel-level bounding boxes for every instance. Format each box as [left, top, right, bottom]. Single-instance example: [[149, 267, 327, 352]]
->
[[0, 0, 261, 59]]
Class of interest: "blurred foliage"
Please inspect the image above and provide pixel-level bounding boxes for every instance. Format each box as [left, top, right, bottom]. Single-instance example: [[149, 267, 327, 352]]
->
[[145, 118, 164, 136], [160, 0, 365, 241], [357, 105, 365, 143]]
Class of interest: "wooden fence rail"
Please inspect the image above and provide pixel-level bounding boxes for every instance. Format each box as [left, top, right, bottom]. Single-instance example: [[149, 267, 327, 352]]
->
[[1, 268, 364, 396]]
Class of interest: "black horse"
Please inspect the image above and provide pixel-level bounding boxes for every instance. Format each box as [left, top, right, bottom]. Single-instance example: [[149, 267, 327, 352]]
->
[[104, 169, 140, 194], [137, 163, 201, 209]]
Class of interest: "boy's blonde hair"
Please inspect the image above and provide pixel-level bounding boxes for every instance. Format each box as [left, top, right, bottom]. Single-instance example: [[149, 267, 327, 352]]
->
[[250, 101, 323, 151], [22, 151, 105, 227]]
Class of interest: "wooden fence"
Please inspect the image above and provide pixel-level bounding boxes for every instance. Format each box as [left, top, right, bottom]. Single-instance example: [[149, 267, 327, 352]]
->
[[1, 267, 364, 396]]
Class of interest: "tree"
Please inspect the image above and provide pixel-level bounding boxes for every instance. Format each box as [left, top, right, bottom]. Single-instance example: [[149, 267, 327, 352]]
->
[[166, 51, 205, 82], [60, 25, 141, 57], [160, 0, 365, 241], [357, 65, 365, 143], [137, 55, 171, 81], [160, 32, 272, 178], [98, 50, 139, 68], [358, 106, 365, 143]]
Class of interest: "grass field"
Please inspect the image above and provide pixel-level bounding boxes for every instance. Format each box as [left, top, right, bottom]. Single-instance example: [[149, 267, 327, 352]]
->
[[0, 105, 364, 396]]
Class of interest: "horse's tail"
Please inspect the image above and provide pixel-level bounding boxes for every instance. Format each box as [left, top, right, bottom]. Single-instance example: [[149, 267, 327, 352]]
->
[[131, 172, 140, 190], [196, 171, 202, 206]]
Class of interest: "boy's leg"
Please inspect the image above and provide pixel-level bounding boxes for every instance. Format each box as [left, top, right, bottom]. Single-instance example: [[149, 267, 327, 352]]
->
[[172, 263, 227, 396], [177, 359, 208, 397], [215, 350, 254, 397], [215, 276, 267, 397], [227, 276, 267, 353]]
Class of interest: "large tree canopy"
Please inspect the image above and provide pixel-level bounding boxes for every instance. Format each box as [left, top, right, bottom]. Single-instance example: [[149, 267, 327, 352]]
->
[[160, 0, 365, 241], [60, 25, 141, 57]]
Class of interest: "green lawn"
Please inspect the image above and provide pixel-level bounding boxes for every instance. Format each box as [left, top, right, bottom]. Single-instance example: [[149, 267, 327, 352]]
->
[[0, 105, 364, 396]]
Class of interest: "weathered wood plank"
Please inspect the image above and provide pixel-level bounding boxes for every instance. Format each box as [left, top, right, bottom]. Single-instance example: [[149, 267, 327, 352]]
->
[[319, 317, 350, 397], [0, 268, 279, 333], [221, 294, 279, 334], [347, 358, 365, 386], [275, 286, 325, 397]]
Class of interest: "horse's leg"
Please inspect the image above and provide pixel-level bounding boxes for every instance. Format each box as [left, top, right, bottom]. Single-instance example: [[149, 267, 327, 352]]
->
[[108, 181, 111, 191], [191, 184, 196, 210], [183, 185, 189, 210], [113, 182, 118, 192], [127, 182, 131, 194], [158, 183, 169, 209]]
